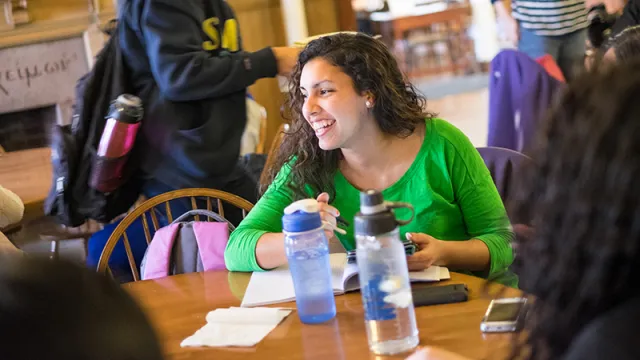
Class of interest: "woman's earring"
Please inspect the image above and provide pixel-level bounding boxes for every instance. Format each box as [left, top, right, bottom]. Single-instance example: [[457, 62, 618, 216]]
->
[[366, 101, 372, 108]]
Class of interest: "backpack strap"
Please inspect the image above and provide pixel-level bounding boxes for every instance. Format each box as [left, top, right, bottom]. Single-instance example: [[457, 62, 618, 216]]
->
[[141, 223, 180, 280], [172, 209, 236, 232], [192, 221, 229, 271]]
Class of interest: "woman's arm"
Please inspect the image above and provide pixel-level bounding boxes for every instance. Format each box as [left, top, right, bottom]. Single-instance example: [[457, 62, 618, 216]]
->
[[225, 203, 289, 272], [254, 232, 287, 269], [407, 233, 491, 272], [441, 121, 514, 276], [224, 164, 294, 271], [226, 187, 341, 271]]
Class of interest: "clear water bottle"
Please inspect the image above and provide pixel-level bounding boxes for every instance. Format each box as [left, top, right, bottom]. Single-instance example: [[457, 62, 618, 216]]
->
[[354, 190, 419, 355], [282, 199, 337, 324]]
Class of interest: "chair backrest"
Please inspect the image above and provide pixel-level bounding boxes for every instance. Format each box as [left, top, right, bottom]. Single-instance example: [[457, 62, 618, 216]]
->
[[255, 104, 268, 154], [96, 188, 254, 281], [478, 147, 534, 259], [477, 146, 533, 214], [487, 49, 564, 153], [259, 123, 289, 192]]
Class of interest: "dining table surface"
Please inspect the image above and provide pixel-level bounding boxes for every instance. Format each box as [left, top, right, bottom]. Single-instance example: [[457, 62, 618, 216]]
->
[[123, 270, 522, 360], [0, 147, 52, 226]]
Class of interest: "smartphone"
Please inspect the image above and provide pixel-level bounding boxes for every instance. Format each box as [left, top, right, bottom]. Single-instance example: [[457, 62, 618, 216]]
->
[[347, 241, 417, 264], [412, 284, 468, 307], [480, 297, 528, 333]]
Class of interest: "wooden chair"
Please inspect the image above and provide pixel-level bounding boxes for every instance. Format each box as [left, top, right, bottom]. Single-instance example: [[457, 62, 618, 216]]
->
[[255, 106, 268, 154], [258, 123, 289, 191], [96, 188, 254, 281]]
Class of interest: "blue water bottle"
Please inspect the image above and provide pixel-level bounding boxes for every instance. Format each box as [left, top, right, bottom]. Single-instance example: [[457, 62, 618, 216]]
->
[[282, 199, 337, 324]]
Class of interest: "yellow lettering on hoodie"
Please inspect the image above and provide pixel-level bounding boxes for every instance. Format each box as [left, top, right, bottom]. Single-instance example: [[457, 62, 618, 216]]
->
[[202, 17, 239, 52], [202, 17, 220, 51], [221, 19, 239, 52]]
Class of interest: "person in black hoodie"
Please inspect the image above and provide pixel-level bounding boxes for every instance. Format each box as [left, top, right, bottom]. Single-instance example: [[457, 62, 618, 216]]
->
[[118, 0, 299, 224]]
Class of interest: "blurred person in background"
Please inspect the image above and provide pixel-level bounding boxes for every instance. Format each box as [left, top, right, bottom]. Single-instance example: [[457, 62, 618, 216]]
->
[[352, 0, 388, 34], [87, 0, 300, 280], [608, 0, 640, 36], [405, 61, 640, 360], [0, 255, 164, 359], [583, 0, 624, 69], [602, 25, 640, 62], [492, 0, 588, 81], [585, 24, 640, 69]]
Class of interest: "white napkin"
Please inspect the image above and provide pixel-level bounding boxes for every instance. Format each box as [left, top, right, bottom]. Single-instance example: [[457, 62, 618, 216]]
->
[[181, 307, 292, 348]]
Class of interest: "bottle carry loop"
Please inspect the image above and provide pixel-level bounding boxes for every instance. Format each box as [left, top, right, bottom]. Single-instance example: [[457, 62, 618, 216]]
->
[[385, 201, 415, 226]]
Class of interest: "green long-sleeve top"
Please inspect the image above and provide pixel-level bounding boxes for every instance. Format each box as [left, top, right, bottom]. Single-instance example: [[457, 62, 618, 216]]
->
[[225, 119, 515, 282]]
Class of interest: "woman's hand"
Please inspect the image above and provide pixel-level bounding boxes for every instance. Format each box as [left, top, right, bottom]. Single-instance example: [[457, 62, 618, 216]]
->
[[272, 47, 301, 75], [406, 233, 447, 271], [317, 192, 340, 240]]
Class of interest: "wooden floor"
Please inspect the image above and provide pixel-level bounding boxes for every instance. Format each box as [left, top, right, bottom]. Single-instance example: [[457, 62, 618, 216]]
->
[[428, 88, 489, 147]]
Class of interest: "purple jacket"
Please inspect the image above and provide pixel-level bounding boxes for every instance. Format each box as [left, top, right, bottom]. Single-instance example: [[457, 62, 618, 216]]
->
[[488, 50, 565, 153]]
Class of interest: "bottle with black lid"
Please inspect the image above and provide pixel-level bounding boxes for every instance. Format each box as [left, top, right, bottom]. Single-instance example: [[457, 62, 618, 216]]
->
[[354, 189, 419, 355]]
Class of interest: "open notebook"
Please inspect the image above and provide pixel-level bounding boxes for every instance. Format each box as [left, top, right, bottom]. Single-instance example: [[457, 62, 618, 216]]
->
[[241, 253, 450, 307]]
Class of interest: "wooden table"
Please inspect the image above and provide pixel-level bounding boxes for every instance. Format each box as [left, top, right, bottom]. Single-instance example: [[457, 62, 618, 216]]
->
[[0, 147, 52, 225], [124, 271, 522, 360]]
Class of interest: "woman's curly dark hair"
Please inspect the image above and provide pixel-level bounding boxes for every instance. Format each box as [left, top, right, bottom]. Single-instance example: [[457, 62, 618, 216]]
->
[[509, 61, 640, 359], [260, 33, 433, 199]]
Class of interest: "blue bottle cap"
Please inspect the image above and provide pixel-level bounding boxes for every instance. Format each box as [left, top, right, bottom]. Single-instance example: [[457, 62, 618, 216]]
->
[[282, 199, 323, 233]]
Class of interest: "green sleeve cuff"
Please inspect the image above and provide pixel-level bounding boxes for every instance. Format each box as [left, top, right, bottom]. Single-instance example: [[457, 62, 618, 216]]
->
[[474, 230, 514, 276]]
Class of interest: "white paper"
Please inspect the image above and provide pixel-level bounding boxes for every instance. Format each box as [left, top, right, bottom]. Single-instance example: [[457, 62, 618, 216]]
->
[[205, 307, 291, 325], [181, 307, 292, 348], [241, 254, 348, 307], [239, 265, 297, 307], [409, 266, 450, 282], [241, 253, 450, 307]]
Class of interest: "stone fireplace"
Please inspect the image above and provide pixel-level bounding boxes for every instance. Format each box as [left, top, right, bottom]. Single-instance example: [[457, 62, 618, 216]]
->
[[0, 105, 56, 151], [0, 35, 91, 151]]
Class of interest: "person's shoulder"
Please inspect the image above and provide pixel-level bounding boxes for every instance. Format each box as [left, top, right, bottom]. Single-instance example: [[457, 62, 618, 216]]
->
[[425, 118, 472, 150], [563, 296, 640, 360]]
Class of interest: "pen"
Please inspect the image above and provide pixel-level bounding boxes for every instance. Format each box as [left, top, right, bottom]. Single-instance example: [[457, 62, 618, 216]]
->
[[336, 216, 350, 227]]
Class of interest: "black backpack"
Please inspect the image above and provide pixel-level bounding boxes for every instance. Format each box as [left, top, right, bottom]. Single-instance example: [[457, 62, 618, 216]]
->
[[44, 20, 143, 227]]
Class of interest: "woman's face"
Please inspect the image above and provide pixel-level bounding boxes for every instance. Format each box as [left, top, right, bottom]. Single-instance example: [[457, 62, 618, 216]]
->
[[299, 58, 371, 150]]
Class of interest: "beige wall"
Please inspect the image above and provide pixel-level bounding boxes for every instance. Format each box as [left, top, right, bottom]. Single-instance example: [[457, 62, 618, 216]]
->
[[230, 0, 341, 148]]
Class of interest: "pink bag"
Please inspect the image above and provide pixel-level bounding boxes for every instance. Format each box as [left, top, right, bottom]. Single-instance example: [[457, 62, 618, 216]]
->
[[141, 210, 233, 280]]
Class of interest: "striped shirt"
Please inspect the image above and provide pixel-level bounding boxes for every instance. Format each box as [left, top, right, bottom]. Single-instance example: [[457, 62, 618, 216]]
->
[[501, 0, 588, 36]]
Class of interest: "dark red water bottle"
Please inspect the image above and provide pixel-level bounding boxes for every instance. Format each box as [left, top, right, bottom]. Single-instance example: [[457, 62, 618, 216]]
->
[[90, 94, 143, 193]]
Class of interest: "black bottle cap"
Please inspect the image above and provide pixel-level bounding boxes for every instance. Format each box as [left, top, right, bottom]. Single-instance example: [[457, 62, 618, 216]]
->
[[109, 94, 143, 124], [355, 190, 397, 236], [360, 189, 384, 208]]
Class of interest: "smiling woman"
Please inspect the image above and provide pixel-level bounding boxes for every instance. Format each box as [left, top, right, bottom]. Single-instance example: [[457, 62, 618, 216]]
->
[[224, 33, 515, 286]]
